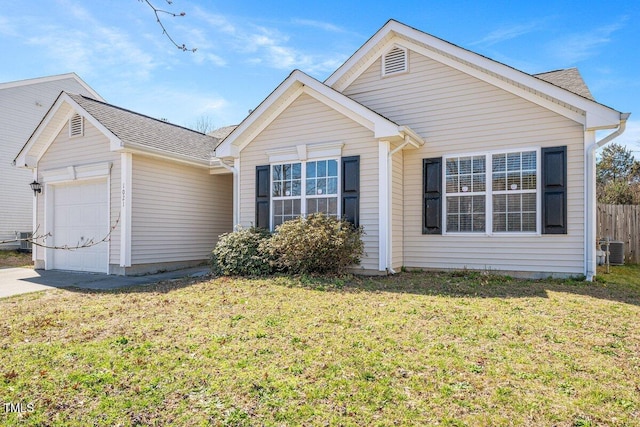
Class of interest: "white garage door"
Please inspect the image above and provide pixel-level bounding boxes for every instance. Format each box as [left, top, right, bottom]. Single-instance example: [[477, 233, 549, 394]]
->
[[52, 179, 109, 273]]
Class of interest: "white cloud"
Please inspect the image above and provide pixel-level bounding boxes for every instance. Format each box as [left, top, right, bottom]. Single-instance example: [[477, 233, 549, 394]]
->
[[291, 18, 345, 33], [471, 21, 543, 47], [190, 9, 347, 75], [548, 19, 627, 64]]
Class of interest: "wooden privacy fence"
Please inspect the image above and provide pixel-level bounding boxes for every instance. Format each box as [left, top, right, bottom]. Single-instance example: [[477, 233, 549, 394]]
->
[[597, 204, 640, 264]]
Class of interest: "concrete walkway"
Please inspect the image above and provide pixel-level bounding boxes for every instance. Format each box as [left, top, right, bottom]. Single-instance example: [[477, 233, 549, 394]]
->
[[0, 267, 211, 299]]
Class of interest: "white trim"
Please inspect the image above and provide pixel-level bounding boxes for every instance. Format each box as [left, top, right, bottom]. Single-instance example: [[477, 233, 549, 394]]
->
[[441, 147, 541, 236], [120, 153, 132, 267], [233, 158, 240, 228], [378, 141, 390, 271], [325, 20, 620, 130], [32, 168, 38, 263], [266, 142, 344, 163], [584, 130, 597, 279], [40, 162, 112, 183], [216, 70, 408, 158]]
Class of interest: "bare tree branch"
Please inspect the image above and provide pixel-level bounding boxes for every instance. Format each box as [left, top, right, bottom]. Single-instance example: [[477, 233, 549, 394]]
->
[[0, 214, 120, 251], [140, 0, 197, 52]]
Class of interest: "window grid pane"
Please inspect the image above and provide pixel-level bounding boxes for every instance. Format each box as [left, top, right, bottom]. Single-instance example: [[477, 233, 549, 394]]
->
[[272, 160, 339, 230], [445, 155, 486, 233], [491, 150, 537, 233]]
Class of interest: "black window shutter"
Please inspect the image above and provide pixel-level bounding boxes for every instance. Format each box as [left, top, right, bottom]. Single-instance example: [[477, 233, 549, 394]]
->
[[541, 146, 567, 234], [255, 165, 270, 229], [341, 156, 360, 227], [423, 157, 442, 234]]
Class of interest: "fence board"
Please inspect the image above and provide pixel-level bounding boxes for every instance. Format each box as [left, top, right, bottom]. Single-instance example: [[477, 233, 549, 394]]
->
[[597, 204, 640, 264]]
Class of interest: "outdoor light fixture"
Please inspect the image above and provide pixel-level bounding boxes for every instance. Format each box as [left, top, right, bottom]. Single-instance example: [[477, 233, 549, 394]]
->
[[30, 180, 42, 196]]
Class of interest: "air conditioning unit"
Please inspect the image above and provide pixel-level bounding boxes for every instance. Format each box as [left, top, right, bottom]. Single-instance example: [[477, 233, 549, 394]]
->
[[608, 241, 625, 265], [18, 232, 32, 252]]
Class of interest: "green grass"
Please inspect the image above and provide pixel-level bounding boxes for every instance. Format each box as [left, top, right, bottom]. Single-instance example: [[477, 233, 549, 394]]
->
[[1, 268, 639, 426]]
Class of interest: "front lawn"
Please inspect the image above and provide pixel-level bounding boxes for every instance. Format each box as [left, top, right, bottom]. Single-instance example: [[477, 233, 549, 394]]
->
[[0, 250, 33, 269], [1, 269, 639, 426]]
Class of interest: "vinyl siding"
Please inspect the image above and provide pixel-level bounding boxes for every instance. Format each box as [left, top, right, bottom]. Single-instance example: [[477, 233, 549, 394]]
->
[[0, 77, 95, 248], [35, 120, 121, 265], [130, 155, 232, 264], [238, 93, 380, 271], [344, 49, 586, 275]]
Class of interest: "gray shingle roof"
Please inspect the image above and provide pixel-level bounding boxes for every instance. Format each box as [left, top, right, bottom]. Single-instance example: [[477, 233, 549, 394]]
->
[[208, 125, 237, 141], [533, 68, 595, 101], [67, 93, 218, 162]]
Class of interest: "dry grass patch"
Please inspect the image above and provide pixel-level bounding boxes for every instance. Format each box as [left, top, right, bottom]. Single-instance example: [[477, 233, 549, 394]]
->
[[0, 269, 639, 426], [0, 250, 33, 269]]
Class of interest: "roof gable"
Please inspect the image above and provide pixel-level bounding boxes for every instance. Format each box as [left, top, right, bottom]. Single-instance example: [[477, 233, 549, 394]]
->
[[0, 72, 103, 101], [15, 92, 218, 168], [325, 20, 622, 130], [216, 70, 423, 158]]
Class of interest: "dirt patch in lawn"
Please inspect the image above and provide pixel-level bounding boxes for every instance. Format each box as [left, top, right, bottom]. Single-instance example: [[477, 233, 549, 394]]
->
[[0, 250, 33, 269]]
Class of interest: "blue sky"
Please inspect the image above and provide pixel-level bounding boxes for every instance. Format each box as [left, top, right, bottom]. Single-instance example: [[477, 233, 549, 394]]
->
[[1, 0, 638, 152]]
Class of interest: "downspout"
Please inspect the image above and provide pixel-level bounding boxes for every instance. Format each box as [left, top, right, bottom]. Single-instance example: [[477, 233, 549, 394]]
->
[[585, 112, 629, 281], [385, 135, 412, 274]]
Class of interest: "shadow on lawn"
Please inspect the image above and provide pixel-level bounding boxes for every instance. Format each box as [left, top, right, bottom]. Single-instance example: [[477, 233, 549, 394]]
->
[[340, 269, 640, 306], [51, 267, 640, 307]]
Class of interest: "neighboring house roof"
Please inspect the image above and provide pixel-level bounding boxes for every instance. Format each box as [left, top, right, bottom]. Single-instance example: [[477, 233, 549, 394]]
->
[[325, 19, 622, 130], [208, 125, 238, 141], [534, 68, 595, 101], [67, 94, 218, 162], [216, 69, 424, 158], [0, 72, 103, 101]]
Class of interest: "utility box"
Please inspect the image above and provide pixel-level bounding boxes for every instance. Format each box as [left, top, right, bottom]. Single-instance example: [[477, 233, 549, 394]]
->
[[608, 241, 625, 265]]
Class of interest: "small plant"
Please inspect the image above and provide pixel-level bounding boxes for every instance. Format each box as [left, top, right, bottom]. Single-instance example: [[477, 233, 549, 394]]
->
[[211, 226, 272, 276], [264, 213, 364, 275]]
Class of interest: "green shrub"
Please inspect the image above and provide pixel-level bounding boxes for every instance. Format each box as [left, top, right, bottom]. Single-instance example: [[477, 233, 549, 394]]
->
[[211, 226, 272, 276], [265, 213, 364, 275]]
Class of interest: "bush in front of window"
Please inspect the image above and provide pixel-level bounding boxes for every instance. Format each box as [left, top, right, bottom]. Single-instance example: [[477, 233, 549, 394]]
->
[[211, 226, 273, 276], [265, 213, 364, 275]]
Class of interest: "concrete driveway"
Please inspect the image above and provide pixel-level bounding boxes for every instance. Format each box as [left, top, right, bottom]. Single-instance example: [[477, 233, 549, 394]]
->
[[0, 267, 211, 299]]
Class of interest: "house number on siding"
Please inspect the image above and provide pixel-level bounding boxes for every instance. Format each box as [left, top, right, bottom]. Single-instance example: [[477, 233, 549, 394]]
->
[[122, 185, 126, 207]]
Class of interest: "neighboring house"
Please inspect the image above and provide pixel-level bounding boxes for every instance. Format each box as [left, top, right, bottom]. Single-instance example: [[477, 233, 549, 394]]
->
[[215, 20, 629, 280], [0, 73, 101, 250], [14, 92, 232, 274]]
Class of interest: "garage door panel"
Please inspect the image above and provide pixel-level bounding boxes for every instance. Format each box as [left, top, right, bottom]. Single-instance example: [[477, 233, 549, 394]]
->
[[52, 179, 108, 273]]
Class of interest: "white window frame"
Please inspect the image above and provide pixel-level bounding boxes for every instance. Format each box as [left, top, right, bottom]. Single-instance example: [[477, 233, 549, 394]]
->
[[270, 157, 341, 231], [442, 147, 541, 236]]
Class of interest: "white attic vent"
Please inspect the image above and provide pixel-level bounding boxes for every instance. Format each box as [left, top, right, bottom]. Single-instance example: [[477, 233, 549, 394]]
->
[[382, 45, 408, 76], [69, 114, 84, 137]]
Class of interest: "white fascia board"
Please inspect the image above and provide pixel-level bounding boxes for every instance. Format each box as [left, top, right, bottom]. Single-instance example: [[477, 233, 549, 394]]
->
[[325, 21, 396, 88], [17, 93, 122, 168], [328, 20, 621, 129], [15, 94, 71, 168], [217, 69, 403, 157], [216, 72, 305, 158]]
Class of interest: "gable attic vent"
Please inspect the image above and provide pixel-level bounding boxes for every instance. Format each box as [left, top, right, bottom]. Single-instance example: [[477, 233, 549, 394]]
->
[[382, 46, 408, 76], [69, 114, 84, 137]]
